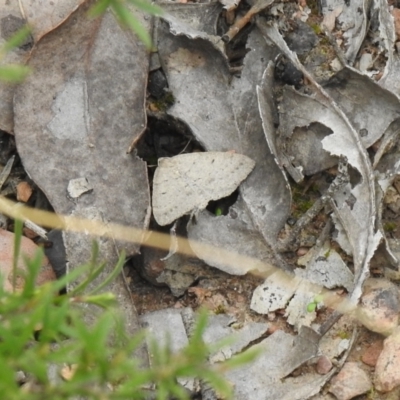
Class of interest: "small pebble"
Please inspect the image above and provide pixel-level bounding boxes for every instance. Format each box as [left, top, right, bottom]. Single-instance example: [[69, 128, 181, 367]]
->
[[359, 53, 373, 72], [316, 355, 333, 375], [375, 327, 400, 392], [267, 312, 276, 321], [357, 278, 399, 336], [330, 58, 342, 72], [297, 247, 309, 257], [16, 181, 33, 202], [287, 216, 297, 226], [361, 340, 383, 367], [329, 362, 372, 400], [0, 228, 55, 292]]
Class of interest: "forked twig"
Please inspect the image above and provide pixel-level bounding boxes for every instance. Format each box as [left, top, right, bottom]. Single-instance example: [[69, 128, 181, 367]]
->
[[222, 0, 275, 43], [277, 157, 349, 252]]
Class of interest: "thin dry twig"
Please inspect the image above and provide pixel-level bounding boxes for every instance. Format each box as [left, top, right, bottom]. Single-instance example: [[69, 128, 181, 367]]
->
[[23, 218, 48, 240], [0, 196, 371, 336], [277, 157, 349, 252], [160, 221, 178, 261], [0, 155, 15, 190], [222, 0, 275, 43], [321, 26, 347, 67], [18, 0, 27, 20]]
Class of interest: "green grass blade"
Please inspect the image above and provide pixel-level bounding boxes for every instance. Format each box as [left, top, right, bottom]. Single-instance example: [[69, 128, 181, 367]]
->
[[12, 219, 23, 291], [0, 65, 31, 82], [88, 250, 126, 295], [126, 0, 163, 16], [111, 1, 153, 49], [78, 292, 117, 308], [1, 25, 31, 53], [21, 250, 44, 297], [67, 261, 106, 296], [88, 0, 113, 17], [52, 265, 91, 295], [220, 347, 259, 370]]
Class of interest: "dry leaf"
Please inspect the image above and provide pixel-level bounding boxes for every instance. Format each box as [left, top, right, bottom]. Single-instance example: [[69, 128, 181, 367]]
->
[[321, 0, 369, 64], [0, 5, 32, 133], [20, 0, 85, 40], [14, 3, 151, 358], [16, 181, 32, 202], [159, 12, 291, 254], [61, 364, 78, 381]]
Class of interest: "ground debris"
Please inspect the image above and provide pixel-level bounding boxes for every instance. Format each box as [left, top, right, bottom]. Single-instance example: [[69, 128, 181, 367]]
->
[[328, 362, 372, 400], [6, 0, 400, 397]]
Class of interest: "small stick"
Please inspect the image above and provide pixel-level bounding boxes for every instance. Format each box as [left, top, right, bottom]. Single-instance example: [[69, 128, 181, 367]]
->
[[161, 221, 178, 261], [276, 197, 325, 252], [127, 125, 147, 154], [23, 218, 48, 240], [12, 203, 48, 240], [318, 310, 342, 336], [18, 0, 27, 20], [321, 26, 347, 67], [178, 139, 192, 155], [222, 0, 275, 43], [277, 157, 349, 252], [0, 157, 48, 239], [0, 155, 15, 190]]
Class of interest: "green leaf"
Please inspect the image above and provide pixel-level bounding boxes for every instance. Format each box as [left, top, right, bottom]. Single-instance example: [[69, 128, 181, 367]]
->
[[190, 308, 208, 345], [89, 240, 100, 269], [21, 249, 45, 297], [314, 294, 323, 304], [88, 250, 126, 295], [307, 302, 317, 313], [156, 383, 169, 400], [68, 242, 106, 296], [87, 312, 114, 353], [67, 261, 106, 296], [12, 219, 23, 291], [126, 0, 163, 16], [0, 65, 31, 82], [88, 0, 113, 17], [1, 25, 31, 53], [201, 368, 233, 398], [221, 347, 259, 369], [51, 264, 91, 294], [39, 297, 70, 342], [79, 292, 117, 308], [166, 382, 189, 400], [111, 1, 153, 49]]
